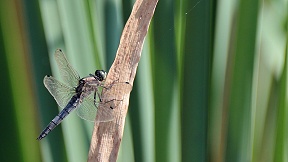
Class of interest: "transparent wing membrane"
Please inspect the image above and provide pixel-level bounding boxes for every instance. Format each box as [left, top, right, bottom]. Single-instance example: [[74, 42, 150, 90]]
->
[[54, 49, 80, 87], [44, 75, 75, 108], [76, 93, 97, 122], [94, 103, 114, 123], [92, 82, 133, 122], [102, 81, 133, 101], [76, 92, 114, 122]]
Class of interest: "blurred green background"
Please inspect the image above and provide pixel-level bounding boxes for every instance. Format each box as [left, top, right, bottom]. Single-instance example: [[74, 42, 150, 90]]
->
[[0, 0, 287, 161]]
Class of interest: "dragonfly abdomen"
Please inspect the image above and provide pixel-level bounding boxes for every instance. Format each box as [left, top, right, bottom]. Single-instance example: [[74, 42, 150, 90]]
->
[[37, 95, 80, 140]]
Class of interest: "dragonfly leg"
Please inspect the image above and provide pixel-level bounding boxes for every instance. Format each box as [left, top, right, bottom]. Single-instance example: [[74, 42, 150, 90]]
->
[[93, 91, 103, 108], [100, 81, 132, 109], [97, 91, 102, 102], [102, 98, 125, 109], [102, 80, 131, 90]]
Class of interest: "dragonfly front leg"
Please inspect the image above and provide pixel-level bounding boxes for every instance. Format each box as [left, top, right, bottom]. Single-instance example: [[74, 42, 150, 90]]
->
[[100, 81, 132, 109], [101, 79, 130, 90], [93, 91, 103, 107]]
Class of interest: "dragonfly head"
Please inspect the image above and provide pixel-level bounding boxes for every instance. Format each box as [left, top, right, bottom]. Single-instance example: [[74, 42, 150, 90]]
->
[[95, 70, 107, 81]]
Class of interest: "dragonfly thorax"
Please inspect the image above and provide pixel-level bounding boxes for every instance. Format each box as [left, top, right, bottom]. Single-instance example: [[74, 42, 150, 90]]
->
[[75, 79, 85, 94]]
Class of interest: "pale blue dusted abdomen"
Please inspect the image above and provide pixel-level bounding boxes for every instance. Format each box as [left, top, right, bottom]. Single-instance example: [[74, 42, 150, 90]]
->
[[37, 95, 80, 140]]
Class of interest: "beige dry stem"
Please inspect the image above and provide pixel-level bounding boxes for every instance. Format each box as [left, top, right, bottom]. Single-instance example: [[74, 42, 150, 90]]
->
[[87, 0, 159, 161]]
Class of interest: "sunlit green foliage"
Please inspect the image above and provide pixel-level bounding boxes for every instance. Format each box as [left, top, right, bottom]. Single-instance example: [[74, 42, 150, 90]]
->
[[0, 0, 287, 161]]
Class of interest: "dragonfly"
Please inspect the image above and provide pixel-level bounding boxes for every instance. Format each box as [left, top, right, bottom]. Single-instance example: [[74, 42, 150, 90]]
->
[[37, 49, 114, 140]]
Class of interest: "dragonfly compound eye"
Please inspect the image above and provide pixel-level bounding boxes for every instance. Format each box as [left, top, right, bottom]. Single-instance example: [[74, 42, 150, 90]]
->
[[95, 70, 107, 81]]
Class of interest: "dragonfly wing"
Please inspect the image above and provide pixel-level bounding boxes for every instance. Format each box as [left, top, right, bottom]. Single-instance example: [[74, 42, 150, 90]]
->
[[95, 99, 117, 123], [44, 75, 75, 108], [54, 49, 80, 87], [76, 93, 97, 122], [76, 93, 114, 122], [94, 82, 133, 122]]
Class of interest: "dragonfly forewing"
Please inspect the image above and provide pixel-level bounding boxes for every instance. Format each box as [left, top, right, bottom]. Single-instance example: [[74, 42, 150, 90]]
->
[[55, 49, 80, 87]]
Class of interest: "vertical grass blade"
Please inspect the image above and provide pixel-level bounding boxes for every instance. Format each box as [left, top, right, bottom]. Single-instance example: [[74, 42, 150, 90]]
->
[[129, 41, 155, 162], [150, 1, 177, 162], [208, 0, 234, 160], [180, 0, 213, 161], [273, 33, 288, 162], [0, 0, 41, 161], [0, 17, 23, 162], [225, 0, 259, 161], [23, 0, 68, 161], [104, 0, 123, 67]]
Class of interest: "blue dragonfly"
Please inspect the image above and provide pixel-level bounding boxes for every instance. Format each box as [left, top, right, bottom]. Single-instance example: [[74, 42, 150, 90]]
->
[[37, 49, 113, 140]]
